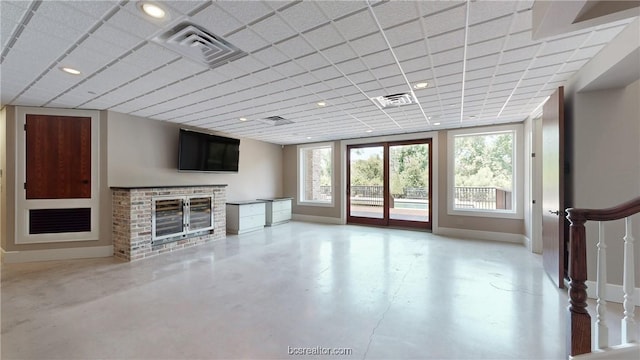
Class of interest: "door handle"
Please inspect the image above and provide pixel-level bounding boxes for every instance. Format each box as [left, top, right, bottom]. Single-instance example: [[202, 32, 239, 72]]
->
[[548, 210, 560, 215]]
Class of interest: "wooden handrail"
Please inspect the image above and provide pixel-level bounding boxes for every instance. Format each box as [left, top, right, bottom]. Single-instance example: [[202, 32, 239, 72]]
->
[[565, 196, 640, 357]]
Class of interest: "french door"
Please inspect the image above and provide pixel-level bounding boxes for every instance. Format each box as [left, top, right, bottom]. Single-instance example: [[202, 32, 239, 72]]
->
[[347, 139, 432, 229]]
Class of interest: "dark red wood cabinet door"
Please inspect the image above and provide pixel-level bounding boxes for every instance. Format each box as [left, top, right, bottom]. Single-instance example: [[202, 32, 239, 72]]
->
[[26, 114, 91, 199]]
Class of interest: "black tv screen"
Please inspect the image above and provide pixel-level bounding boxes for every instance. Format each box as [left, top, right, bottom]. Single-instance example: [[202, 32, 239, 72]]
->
[[178, 129, 240, 172]]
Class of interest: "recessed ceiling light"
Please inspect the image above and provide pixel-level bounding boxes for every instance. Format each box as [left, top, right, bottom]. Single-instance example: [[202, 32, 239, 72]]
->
[[413, 82, 429, 90], [239, 117, 247, 121], [317, 101, 326, 107], [139, 2, 166, 19], [306, 136, 312, 139], [434, 122, 441, 126], [60, 67, 81, 75], [365, 129, 373, 133]]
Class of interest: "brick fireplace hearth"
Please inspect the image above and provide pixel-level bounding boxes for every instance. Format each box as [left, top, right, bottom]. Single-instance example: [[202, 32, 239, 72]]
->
[[111, 185, 227, 261]]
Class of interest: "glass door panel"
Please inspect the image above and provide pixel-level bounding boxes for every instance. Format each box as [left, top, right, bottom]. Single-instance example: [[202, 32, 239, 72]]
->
[[348, 145, 385, 221], [389, 143, 430, 223]]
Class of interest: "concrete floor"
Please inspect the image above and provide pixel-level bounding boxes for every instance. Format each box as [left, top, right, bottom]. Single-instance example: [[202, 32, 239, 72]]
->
[[0, 222, 593, 359]]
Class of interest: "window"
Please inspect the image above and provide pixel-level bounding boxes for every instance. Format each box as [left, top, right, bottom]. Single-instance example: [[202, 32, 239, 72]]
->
[[298, 143, 333, 206], [448, 124, 523, 218]]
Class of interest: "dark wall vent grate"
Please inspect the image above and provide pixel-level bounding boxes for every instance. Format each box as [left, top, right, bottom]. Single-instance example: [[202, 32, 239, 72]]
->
[[29, 208, 91, 234]]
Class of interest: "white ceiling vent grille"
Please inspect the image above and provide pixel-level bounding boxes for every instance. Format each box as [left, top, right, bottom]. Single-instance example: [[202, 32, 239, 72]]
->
[[152, 22, 246, 69], [371, 93, 417, 108], [259, 116, 294, 126]]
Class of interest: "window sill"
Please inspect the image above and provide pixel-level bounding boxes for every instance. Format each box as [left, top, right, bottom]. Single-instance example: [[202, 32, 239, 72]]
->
[[448, 208, 523, 220], [297, 201, 334, 208]]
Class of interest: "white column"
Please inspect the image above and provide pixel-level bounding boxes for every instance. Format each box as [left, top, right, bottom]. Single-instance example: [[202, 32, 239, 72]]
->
[[595, 222, 608, 349], [621, 217, 636, 343]]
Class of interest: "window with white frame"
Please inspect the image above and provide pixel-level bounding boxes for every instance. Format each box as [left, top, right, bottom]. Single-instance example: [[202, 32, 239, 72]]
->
[[448, 124, 523, 218], [298, 143, 333, 206]]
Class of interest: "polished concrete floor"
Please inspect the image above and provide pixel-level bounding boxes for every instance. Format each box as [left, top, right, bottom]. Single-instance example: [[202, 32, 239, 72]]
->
[[0, 222, 622, 359]]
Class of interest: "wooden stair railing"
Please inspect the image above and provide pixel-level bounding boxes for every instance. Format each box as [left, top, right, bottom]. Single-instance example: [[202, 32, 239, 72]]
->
[[566, 196, 640, 357]]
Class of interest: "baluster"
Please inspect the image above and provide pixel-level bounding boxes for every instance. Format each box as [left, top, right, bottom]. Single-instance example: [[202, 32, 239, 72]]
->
[[567, 214, 591, 356], [621, 216, 636, 343], [595, 222, 608, 349]]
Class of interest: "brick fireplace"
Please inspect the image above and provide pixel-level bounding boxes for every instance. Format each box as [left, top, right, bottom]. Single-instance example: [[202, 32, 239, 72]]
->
[[111, 185, 226, 261]]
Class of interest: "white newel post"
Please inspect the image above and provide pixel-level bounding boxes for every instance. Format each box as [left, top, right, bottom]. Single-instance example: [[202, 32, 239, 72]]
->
[[621, 217, 636, 343], [595, 222, 608, 349]]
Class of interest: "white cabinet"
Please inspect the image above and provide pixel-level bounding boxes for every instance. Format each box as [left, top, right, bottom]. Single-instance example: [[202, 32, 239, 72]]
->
[[226, 201, 266, 234], [258, 198, 292, 226]]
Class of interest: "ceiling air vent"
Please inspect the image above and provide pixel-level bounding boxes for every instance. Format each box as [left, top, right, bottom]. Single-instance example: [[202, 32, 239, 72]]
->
[[152, 22, 246, 69], [371, 93, 417, 108], [259, 116, 294, 126]]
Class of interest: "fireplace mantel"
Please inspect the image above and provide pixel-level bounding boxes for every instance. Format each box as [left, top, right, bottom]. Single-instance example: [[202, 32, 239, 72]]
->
[[112, 185, 226, 261]]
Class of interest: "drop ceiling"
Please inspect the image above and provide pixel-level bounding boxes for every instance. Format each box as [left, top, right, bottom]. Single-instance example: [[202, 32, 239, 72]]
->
[[1, 0, 637, 145]]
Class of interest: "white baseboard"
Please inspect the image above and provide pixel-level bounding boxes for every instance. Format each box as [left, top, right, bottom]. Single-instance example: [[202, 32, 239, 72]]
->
[[585, 280, 640, 306], [435, 227, 526, 245], [1, 245, 113, 263], [571, 343, 640, 359], [291, 214, 343, 225]]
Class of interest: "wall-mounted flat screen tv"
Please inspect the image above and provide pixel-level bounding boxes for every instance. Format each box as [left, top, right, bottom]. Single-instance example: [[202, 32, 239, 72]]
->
[[178, 129, 240, 172]]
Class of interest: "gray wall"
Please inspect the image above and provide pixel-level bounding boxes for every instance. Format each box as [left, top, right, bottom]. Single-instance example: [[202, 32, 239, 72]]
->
[[283, 141, 342, 220], [283, 132, 525, 236], [567, 79, 640, 286], [107, 111, 283, 201], [0, 108, 283, 253]]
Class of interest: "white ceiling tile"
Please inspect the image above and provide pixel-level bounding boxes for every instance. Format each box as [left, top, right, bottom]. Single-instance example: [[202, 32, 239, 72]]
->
[[393, 41, 428, 62], [295, 52, 330, 71], [419, 1, 465, 17], [582, 25, 628, 47], [558, 59, 589, 74], [373, 1, 420, 29], [371, 64, 400, 79], [469, 2, 517, 25], [36, 1, 100, 31], [1, 18, 18, 49], [401, 57, 432, 73], [231, 56, 268, 74], [107, 8, 160, 39], [467, 53, 500, 71], [530, 50, 573, 68], [570, 45, 606, 61], [525, 64, 562, 79], [334, 10, 377, 41], [465, 67, 495, 81], [438, 73, 463, 86], [226, 28, 270, 53], [384, 20, 425, 47], [276, 36, 315, 59], [271, 61, 306, 77], [191, 4, 244, 37], [433, 62, 463, 77], [315, 1, 368, 20], [349, 33, 387, 55], [424, 4, 466, 36], [1, 47, 54, 82], [496, 59, 530, 75], [500, 45, 540, 64], [347, 71, 376, 84], [279, 2, 327, 32], [121, 43, 180, 71], [91, 23, 142, 51], [361, 51, 395, 69], [252, 46, 290, 66], [466, 38, 503, 59], [539, 33, 590, 57], [335, 58, 367, 75], [215, 1, 273, 24], [511, 10, 532, 33], [320, 43, 358, 64], [405, 69, 434, 83], [303, 24, 345, 50], [428, 29, 465, 53], [504, 31, 535, 51], [164, 0, 209, 15], [468, 15, 512, 44], [431, 48, 464, 67], [493, 72, 523, 84], [311, 67, 343, 81], [251, 15, 298, 44]]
